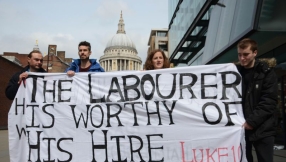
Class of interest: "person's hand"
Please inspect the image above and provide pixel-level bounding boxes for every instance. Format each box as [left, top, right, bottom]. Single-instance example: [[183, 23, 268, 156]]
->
[[18, 72, 28, 84], [242, 122, 253, 130], [67, 70, 75, 77]]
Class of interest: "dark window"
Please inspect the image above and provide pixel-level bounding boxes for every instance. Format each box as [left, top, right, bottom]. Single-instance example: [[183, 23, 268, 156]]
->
[[157, 31, 167, 37], [159, 44, 168, 51]]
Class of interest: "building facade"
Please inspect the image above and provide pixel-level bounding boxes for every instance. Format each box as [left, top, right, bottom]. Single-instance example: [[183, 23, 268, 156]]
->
[[99, 12, 142, 71], [43, 45, 72, 72], [147, 28, 169, 57], [2, 52, 29, 67], [2, 43, 72, 72], [168, 0, 286, 148], [0, 56, 23, 129]]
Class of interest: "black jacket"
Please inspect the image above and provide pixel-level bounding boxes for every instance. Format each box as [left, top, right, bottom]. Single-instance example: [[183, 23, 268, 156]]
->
[[5, 66, 46, 100], [236, 58, 278, 141]]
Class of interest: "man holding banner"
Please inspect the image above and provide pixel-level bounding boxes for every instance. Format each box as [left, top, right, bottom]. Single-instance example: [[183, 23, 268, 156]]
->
[[5, 50, 46, 100], [66, 41, 104, 77], [237, 38, 278, 162]]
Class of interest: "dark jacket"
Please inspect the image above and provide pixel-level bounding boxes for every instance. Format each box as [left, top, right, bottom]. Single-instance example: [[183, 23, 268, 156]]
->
[[65, 59, 104, 72], [5, 66, 46, 100], [236, 58, 278, 141]]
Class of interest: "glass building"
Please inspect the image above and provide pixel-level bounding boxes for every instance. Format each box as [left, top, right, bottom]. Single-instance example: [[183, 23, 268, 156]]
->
[[169, 0, 286, 149]]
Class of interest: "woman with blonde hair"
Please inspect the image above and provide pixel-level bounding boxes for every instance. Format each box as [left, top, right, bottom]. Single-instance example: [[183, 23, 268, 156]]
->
[[144, 49, 170, 70]]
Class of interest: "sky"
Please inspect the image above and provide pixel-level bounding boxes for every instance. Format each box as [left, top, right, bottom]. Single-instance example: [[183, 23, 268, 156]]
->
[[0, 0, 168, 64]]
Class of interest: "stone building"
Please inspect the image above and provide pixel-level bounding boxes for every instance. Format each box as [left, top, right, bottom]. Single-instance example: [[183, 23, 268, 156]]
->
[[147, 28, 169, 57], [99, 12, 142, 71]]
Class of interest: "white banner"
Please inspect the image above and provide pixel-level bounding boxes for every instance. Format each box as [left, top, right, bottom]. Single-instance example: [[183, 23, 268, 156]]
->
[[9, 63, 246, 162]]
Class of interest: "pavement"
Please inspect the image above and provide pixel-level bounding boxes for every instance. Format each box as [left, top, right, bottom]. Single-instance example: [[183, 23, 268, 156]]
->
[[0, 130, 285, 162], [0, 130, 9, 162]]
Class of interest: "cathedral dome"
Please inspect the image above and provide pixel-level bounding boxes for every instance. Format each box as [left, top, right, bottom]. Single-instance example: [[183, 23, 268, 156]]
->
[[99, 11, 142, 72], [104, 11, 137, 52], [106, 33, 136, 49]]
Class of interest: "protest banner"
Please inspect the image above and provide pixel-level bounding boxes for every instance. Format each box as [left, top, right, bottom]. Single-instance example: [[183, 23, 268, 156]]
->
[[8, 63, 246, 162]]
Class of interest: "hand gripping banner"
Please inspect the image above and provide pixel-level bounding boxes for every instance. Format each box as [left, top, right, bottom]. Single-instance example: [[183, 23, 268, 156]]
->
[[8, 63, 247, 162]]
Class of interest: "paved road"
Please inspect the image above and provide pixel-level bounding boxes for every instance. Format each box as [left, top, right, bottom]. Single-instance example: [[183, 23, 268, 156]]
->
[[0, 130, 9, 162]]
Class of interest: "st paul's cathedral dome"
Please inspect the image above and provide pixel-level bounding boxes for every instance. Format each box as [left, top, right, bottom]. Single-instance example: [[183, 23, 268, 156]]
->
[[99, 11, 142, 71]]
